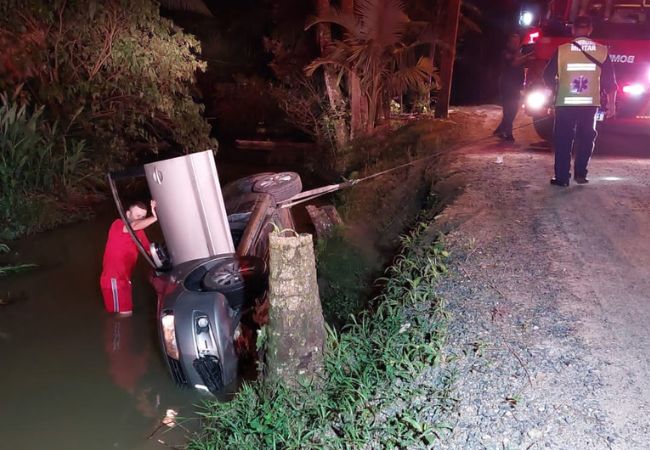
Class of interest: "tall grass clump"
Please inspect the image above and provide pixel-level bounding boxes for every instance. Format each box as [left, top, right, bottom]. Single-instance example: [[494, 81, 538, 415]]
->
[[0, 93, 91, 239], [189, 221, 455, 450]]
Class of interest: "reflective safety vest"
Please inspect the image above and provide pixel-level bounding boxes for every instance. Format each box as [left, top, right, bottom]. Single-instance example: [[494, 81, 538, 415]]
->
[[556, 38, 609, 107]]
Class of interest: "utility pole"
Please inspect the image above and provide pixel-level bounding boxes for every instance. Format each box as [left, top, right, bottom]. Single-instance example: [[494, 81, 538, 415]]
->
[[435, 0, 461, 119]]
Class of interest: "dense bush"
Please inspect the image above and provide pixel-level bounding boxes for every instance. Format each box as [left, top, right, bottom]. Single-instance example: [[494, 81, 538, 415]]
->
[[0, 0, 214, 162], [0, 0, 215, 238]]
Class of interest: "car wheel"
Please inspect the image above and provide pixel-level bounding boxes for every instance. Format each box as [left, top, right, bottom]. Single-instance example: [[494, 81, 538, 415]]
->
[[201, 256, 266, 309], [222, 172, 276, 199], [252, 172, 302, 202]]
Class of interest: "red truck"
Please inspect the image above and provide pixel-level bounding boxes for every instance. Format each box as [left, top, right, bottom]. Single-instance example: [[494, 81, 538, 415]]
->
[[518, 1, 650, 142]]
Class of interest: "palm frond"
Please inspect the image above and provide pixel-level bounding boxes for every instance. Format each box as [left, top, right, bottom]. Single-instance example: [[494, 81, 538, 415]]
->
[[305, 9, 358, 36], [159, 0, 212, 16], [384, 56, 434, 96], [355, 0, 409, 48], [460, 15, 481, 34], [305, 56, 354, 78]]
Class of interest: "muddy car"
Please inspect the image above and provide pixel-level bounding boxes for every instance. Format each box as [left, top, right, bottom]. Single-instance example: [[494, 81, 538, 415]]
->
[[108, 150, 302, 394]]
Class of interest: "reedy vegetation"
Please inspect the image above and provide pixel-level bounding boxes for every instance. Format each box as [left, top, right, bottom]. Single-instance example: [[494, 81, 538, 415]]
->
[[190, 220, 454, 449], [0, 94, 90, 239]]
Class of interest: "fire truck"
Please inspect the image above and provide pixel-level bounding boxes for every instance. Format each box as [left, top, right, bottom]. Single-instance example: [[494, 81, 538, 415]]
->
[[518, 0, 650, 141]]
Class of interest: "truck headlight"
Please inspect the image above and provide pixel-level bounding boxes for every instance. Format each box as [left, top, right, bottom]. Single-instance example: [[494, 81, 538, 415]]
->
[[520, 11, 534, 27], [161, 314, 180, 360], [525, 89, 550, 111], [622, 83, 646, 97]]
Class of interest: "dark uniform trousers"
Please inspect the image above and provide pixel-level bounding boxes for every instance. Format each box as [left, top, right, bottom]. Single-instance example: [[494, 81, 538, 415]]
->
[[553, 106, 598, 182], [497, 90, 521, 137]]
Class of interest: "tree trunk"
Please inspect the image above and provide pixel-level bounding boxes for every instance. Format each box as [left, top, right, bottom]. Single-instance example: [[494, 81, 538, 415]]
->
[[341, 0, 365, 139], [266, 233, 326, 386], [435, 0, 461, 119], [317, 0, 349, 150]]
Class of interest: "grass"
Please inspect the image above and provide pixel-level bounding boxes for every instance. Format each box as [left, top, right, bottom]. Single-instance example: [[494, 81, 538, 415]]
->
[[315, 229, 377, 327], [188, 218, 455, 450]]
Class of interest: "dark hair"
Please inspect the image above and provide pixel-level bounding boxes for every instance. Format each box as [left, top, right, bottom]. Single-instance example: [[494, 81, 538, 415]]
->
[[129, 201, 148, 212]]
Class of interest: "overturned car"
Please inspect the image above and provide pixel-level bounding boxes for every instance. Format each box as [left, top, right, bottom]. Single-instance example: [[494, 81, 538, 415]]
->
[[109, 150, 302, 394]]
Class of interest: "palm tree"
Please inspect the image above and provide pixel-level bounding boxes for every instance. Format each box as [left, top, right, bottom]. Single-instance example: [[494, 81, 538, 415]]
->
[[305, 0, 433, 132]]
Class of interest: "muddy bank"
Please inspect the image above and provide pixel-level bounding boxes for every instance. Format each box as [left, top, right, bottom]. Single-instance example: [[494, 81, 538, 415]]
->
[[316, 107, 503, 325]]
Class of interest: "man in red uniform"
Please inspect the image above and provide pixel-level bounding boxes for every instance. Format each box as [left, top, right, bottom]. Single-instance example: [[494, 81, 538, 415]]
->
[[100, 201, 157, 315]]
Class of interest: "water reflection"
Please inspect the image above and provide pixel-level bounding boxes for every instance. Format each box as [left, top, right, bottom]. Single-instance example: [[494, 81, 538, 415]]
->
[[0, 212, 202, 450]]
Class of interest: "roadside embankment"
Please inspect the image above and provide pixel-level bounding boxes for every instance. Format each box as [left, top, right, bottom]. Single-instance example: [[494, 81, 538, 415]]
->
[[191, 106, 506, 448]]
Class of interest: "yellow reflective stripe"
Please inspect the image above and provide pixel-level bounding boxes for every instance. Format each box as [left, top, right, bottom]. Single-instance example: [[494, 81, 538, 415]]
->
[[564, 97, 594, 105], [566, 63, 597, 71]]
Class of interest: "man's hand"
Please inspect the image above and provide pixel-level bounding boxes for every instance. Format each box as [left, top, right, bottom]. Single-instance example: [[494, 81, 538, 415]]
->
[[150, 200, 157, 219], [605, 91, 617, 119]]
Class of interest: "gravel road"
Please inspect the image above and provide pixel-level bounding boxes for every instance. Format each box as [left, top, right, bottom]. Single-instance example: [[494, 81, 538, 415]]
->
[[431, 131, 650, 449]]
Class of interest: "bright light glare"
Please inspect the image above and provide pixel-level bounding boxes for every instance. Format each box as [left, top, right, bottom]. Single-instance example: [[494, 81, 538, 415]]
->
[[622, 84, 646, 96], [161, 314, 179, 360], [520, 11, 534, 26], [527, 31, 540, 44], [602, 176, 623, 181], [526, 90, 548, 110]]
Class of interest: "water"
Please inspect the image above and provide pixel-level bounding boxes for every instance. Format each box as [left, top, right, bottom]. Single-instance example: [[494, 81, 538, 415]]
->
[[0, 211, 205, 450]]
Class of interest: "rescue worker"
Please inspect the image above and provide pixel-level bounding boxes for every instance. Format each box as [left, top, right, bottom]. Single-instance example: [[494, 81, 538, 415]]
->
[[100, 201, 157, 315], [543, 15, 617, 186], [494, 33, 534, 142]]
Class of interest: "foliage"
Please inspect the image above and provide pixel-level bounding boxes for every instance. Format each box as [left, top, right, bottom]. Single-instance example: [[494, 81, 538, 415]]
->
[[0, 93, 92, 239], [268, 73, 345, 155], [207, 75, 288, 141], [315, 229, 376, 327], [189, 220, 454, 449], [263, 21, 347, 156], [305, 0, 435, 132], [0, 0, 215, 163]]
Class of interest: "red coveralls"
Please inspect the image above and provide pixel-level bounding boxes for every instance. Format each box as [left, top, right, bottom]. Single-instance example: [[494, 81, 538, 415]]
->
[[100, 219, 150, 313]]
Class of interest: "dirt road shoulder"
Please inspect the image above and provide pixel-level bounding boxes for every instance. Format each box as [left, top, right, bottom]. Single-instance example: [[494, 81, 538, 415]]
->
[[432, 146, 650, 449]]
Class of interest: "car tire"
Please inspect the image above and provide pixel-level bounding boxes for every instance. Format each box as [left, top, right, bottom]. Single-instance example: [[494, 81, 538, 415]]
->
[[201, 256, 266, 309], [533, 115, 553, 142], [252, 172, 302, 202], [222, 172, 276, 199]]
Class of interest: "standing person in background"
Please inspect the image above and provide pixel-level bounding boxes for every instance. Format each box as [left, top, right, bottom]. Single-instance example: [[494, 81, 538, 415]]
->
[[543, 15, 617, 187], [494, 33, 533, 143], [100, 200, 157, 316]]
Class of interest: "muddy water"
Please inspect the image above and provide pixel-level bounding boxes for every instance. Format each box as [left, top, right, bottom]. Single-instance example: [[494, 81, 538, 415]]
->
[[0, 211, 205, 450]]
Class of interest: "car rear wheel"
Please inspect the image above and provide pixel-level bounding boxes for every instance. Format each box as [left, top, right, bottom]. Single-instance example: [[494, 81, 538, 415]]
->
[[252, 172, 302, 202], [201, 256, 266, 309]]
